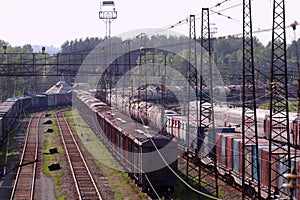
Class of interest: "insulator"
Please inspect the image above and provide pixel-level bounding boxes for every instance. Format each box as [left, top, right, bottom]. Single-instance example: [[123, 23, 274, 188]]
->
[[282, 183, 299, 189], [283, 173, 300, 179]]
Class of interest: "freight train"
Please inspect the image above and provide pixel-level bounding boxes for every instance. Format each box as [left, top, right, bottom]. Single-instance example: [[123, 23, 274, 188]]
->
[[106, 93, 215, 155], [73, 90, 178, 195], [107, 90, 300, 150], [214, 105, 300, 146], [216, 132, 300, 199], [0, 92, 72, 149], [103, 91, 300, 198]]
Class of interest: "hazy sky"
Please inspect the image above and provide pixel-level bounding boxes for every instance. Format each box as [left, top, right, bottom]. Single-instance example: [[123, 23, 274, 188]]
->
[[0, 0, 299, 47]]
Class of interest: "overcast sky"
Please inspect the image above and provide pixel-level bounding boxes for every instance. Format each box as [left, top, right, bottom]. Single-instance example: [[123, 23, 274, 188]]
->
[[0, 0, 299, 47]]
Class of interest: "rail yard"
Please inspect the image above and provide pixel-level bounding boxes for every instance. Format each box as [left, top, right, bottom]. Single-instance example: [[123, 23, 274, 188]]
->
[[0, 0, 300, 200]]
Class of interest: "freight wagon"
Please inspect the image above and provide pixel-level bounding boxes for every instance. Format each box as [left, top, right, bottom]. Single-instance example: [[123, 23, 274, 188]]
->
[[215, 132, 300, 199], [0, 92, 72, 150], [73, 90, 178, 195], [77, 89, 300, 199], [214, 105, 300, 144]]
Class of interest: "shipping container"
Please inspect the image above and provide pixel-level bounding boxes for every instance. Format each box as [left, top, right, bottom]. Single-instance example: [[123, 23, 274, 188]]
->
[[232, 138, 242, 174], [278, 154, 291, 197], [260, 148, 287, 189], [221, 134, 227, 165], [250, 139, 269, 181], [233, 138, 269, 178], [225, 134, 242, 170], [216, 133, 223, 164], [217, 133, 240, 166]]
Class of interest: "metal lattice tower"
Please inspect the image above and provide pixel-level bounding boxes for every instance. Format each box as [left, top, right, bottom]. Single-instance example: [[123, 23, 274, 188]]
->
[[241, 0, 261, 199], [200, 8, 218, 197], [268, 0, 291, 198], [99, 1, 117, 39], [186, 14, 217, 198], [186, 14, 201, 192], [138, 33, 146, 102], [124, 40, 132, 97]]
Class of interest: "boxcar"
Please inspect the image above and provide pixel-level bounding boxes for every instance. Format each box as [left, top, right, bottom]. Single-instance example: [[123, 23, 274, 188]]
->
[[31, 94, 47, 110]]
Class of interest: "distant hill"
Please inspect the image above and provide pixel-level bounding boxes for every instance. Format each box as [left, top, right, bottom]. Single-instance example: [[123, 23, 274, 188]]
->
[[32, 45, 60, 55]]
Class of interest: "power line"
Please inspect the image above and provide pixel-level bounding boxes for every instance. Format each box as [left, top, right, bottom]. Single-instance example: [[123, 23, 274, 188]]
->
[[135, 108, 222, 199], [210, 9, 240, 22], [210, 0, 232, 9]]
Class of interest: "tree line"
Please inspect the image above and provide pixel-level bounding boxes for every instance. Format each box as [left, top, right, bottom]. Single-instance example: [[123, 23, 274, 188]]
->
[[0, 35, 299, 100]]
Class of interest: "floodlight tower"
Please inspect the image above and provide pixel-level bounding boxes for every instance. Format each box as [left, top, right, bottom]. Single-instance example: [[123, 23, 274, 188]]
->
[[99, 1, 117, 39]]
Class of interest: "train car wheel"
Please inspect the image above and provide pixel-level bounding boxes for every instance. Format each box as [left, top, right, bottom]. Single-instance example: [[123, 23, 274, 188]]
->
[[141, 186, 148, 193], [225, 174, 234, 186]]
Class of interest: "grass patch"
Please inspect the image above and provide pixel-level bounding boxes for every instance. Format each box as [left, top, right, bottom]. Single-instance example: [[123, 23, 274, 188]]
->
[[170, 171, 213, 200], [259, 101, 299, 112], [41, 110, 66, 200], [65, 109, 122, 170]]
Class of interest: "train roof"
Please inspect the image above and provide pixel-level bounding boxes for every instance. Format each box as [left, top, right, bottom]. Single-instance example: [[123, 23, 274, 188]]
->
[[5, 98, 20, 102], [89, 101, 107, 109], [0, 101, 16, 107], [18, 96, 32, 100], [45, 80, 73, 94], [85, 98, 101, 105], [96, 102, 170, 144], [76, 90, 91, 96], [74, 90, 178, 145], [0, 105, 14, 113]]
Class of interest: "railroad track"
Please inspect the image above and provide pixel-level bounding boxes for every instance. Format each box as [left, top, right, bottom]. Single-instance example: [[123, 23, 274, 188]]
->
[[10, 112, 43, 200], [55, 111, 103, 200]]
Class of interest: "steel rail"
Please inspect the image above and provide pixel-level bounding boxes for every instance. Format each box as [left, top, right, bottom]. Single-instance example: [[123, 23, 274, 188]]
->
[[10, 112, 43, 200], [55, 111, 102, 200]]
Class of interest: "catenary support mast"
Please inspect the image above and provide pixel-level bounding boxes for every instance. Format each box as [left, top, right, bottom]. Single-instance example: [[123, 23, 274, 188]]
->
[[268, 0, 291, 198], [200, 8, 219, 198], [242, 0, 261, 199]]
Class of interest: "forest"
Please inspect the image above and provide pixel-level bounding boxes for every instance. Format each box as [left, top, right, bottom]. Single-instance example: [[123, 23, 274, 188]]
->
[[0, 35, 299, 101]]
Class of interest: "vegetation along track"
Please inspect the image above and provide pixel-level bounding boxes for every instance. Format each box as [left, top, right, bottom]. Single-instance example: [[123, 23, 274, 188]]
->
[[55, 111, 103, 200], [10, 112, 44, 200]]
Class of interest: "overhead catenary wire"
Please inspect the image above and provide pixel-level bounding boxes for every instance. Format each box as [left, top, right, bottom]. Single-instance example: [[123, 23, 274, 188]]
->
[[134, 0, 243, 38], [210, 9, 240, 22], [75, 92, 298, 200], [210, 0, 232, 9], [146, 129, 222, 199], [10, 2, 295, 71], [136, 111, 222, 199], [77, 109, 297, 166], [211, 3, 242, 14]]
